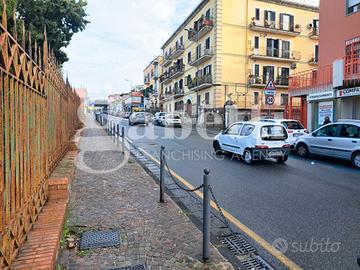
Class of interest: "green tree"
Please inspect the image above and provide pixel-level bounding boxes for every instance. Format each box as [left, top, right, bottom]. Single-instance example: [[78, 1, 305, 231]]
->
[[16, 0, 89, 64]]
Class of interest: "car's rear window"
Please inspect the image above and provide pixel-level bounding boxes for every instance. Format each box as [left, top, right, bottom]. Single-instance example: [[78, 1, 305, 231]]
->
[[261, 125, 288, 140], [282, 121, 304, 130]]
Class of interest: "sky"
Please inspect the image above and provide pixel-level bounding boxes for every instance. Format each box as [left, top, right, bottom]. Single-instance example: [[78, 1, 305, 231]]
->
[[63, 0, 319, 99], [63, 0, 200, 99]]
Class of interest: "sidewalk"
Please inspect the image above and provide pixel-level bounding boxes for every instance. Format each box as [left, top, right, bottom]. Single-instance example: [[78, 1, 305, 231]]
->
[[57, 117, 233, 270]]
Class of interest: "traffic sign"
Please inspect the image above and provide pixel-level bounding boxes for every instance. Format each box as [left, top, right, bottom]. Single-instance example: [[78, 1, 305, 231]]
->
[[265, 90, 276, 95], [265, 79, 276, 91], [266, 95, 275, 105]]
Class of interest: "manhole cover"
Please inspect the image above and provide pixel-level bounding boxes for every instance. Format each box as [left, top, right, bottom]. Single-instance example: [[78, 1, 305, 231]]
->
[[80, 230, 120, 250], [240, 255, 273, 270], [108, 264, 146, 270], [221, 234, 256, 255]]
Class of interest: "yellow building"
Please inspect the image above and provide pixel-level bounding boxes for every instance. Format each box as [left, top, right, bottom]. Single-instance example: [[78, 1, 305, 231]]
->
[[160, 0, 319, 120], [143, 56, 163, 112]]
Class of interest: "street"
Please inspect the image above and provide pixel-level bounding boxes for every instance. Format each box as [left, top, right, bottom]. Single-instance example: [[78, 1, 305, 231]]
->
[[107, 115, 360, 270]]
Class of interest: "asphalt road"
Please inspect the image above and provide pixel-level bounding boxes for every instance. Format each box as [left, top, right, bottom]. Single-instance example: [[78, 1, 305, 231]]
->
[[104, 115, 360, 270]]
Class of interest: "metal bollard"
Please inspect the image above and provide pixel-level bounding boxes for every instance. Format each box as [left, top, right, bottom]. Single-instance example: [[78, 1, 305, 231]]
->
[[203, 168, 211, 262], [159, 146, 165, 203], [121, 127, 125, 154]]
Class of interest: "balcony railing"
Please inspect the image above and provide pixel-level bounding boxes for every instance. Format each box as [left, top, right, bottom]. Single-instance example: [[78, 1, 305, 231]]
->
[[309, 27, 319, 39], [168, 44, 185, 59], [160, 72, 171, 84], [250, 19, 301, 36], [308, 53, 318, 65], [250, 47, 301, 62], [188, 15, 214, 41], [248, 75, 289, 88], [188, 74, 213, 90], [189, 47, 213, 66], [169, 63, 185, 79], [344, 51, 360, 84], [289, 65, 333, 94], [162, 56, 172, 67], [173, 87, 185, 98]]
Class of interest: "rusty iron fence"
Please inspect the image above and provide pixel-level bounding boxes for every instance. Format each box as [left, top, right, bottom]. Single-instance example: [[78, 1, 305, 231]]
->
[[0, 2, 80, 267]]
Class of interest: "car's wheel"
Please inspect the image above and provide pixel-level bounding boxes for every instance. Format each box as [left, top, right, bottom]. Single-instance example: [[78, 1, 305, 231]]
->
[[277, 155, 289, 164], [351, 151, 360, 169], [213, 141, 222, 154], [296, 143, 310, 158], [243, 149, 253, 165]]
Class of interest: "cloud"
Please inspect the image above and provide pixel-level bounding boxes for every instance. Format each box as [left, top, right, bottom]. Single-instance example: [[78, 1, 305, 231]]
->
[[63, 0, 200, 99]]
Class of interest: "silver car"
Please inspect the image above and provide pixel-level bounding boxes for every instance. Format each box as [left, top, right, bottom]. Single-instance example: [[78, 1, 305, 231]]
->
[[295, 120, 360, 168]]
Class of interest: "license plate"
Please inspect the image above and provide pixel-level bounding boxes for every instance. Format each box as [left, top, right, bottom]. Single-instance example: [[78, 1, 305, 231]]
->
[[293, 133, 304, 137], [269, 151, 283, 157]]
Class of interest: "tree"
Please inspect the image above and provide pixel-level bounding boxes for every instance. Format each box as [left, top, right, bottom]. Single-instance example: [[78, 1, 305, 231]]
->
[[15, 0, 89, 64]]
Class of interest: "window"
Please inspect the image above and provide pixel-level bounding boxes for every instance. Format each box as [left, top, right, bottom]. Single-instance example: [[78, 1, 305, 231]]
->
[[197, 94, 201, 105], [338, 124, 360, 138], [317, 124, 340, 137], [240, 124, 255, 136], [204, 65, 212, 75], [186, 75, 192, 86], [205, 92, 210, 105], [226, 124, 243, 135], [314, 45, 319, 62], [196, 44, 201, 58], [205, 8, 211, 19], [266, 38, 279, 57], [179, 79, 183, 89], [254, 64, 260, 76], [254, 92, 259, 105], [281, 94, 289, 105], [281, 121, 304, 130], [255, 8, 260, 20], [254, 36, 259, 49], [261, 125, 288, 140], [205, 37, 211, 50], [188, 51, 191, 63], [265, 10, 276, 27], [280, 14, 294, 31], [180, 36, 184, 45], [281, 41, 290, 58], [263, 66, 275, 82], [347, 0, 360, 14]]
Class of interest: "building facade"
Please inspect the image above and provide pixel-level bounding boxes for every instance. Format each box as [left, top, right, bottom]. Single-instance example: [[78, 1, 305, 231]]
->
[[289, 0, 360, 130], [144, 56, 162, 112], [159, 0, 319, 121]]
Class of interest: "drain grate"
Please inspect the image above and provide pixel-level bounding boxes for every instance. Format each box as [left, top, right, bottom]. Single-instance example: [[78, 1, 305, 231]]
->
[[80, 230, 120, 250], [221, 234, 256, 255], [240, 255, 273, 270], [108, 264, 146, 270]]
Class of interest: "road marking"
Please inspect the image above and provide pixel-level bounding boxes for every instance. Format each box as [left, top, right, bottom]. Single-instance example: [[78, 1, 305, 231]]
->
[[137, 146, 302, 270]]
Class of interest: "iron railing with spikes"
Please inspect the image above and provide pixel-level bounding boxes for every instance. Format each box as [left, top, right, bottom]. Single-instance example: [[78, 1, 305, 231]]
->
[[0, 0, 81, 267]]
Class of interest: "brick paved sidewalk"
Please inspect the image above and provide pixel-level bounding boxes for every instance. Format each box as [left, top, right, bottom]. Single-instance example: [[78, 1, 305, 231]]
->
[[57, 117, 233, 270]]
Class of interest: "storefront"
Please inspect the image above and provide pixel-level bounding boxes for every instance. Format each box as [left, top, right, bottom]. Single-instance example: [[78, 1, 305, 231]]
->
[[336, 86, 360, 120], [307, 90, 336, 130]]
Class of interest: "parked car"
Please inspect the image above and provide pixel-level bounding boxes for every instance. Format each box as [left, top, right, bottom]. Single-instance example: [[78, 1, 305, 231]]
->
[[153, 112, 167, 126], [128, 112, 153, 126], [213, 121, 291, 164], [271, 119, 308, 146], [295, 120, 360, 168], [163, 113, 182, 127]]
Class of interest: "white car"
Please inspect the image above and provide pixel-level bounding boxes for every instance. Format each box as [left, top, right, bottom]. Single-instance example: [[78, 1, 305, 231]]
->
[[153, 112, 167, 126], [270, 119, 308, 146], [213, 121, 291, 164], [295, 120, 360, 168], [163, 113, 182, 127]]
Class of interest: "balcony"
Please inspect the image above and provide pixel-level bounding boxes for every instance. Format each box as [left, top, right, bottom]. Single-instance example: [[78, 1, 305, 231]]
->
[[250, 47, 301, 62], [289, 65, 333, 96], [344, 51, 360, 87], [189, 47, 213, 66], [188, 16, 214, 42], [188, 75, 213, 91], [169, 63, 185, 79], [308, 54, 318, 66], [249, 19, 301, 36], [173, 88, 185, 98], [160, 72, 172, 85], [309, 27, 319, 39], [168, 44, 185, 60], [248, 75, 289, 89]]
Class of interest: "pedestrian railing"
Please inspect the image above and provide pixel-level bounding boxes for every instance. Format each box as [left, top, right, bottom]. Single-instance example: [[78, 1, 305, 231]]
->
[[0, 3, 80, 267]]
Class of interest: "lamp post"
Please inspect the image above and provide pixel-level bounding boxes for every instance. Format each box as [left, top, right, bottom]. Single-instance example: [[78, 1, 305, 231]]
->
[[185, 28, 200, 125]]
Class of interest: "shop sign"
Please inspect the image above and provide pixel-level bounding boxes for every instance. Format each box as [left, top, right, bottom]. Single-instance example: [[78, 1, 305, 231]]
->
[[337, 87, 360, 98], [308, 91, 334, 101]]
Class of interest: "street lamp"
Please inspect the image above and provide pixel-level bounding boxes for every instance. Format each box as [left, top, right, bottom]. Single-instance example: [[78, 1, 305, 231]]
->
[[185, 28, 200, 125]]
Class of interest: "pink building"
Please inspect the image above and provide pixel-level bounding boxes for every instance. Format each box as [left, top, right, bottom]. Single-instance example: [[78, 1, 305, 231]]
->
[[289, 0, 360, 130], [75, 88, 88, 100]]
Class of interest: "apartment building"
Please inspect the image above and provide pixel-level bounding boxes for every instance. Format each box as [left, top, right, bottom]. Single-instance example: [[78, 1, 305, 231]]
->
[[159, 0, 319, 120], [289, 0, 360, 130], [143, 56, 162, 112]]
